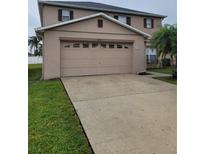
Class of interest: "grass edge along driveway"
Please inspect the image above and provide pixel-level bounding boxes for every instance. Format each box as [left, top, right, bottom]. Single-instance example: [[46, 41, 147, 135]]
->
[[153, 76, 177, 85], [28, 64, 92, 154], [148, 66, 174, 75], [148, 66, 177, 85]]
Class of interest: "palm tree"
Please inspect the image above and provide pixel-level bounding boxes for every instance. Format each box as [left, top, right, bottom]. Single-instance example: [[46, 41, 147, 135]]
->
[[169, 25, 177, 59], [151, 24, 177, 78], [28, 36, 42, 56], [151, 24, 177, 59], [37, 43, 42, 56]]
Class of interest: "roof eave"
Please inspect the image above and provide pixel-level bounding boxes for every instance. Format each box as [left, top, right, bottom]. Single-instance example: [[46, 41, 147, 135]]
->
[[38, 1, 166, 18], [35, 12, 151, 38]]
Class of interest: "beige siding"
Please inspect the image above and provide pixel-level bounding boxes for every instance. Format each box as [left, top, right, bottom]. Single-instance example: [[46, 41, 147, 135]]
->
[[42, 16, 146, 79], [42, 5, 162, 35], [129, 15, 162, 35], [54, 17, 137, 35]]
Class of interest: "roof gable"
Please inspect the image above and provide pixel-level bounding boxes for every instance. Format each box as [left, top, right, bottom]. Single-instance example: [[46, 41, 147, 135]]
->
[[54, 16, 137, 35], [35, 13, 151, 38]]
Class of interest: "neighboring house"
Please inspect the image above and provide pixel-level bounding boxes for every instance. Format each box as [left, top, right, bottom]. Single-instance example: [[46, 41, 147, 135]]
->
[[36, 0, 166, 79], [146, 48, 157, 64]]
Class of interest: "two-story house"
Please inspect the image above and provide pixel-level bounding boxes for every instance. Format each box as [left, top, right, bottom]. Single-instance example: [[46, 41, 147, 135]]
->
[[36, 0, 166, 79]]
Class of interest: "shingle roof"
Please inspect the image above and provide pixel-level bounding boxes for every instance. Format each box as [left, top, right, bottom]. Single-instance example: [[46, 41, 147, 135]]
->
[[38, 0, 166, 18]]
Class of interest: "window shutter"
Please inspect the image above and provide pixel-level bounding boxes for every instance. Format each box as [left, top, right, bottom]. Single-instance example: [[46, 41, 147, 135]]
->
[[58, 9, 62, 21], [70, 10, 74, 20], [114, 15, 118, 20], [98, 19, 103, 28], [126, 17, 131, 25], [151, 19, 154, 28], [144, 18, 147, 28]]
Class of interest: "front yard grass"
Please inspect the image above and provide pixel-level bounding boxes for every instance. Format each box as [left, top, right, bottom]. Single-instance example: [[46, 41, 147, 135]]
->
[[153, 76, 177, 85], [148, 66, 175, 74], [28, 64, 92, 154]]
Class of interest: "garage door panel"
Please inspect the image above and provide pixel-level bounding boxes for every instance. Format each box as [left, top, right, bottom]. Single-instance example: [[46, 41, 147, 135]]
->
[[61, 68, 98, 76], [61, 50, 96, 59], [60, 41, 132, 77], [61, 59, 99, 68], [61, 66, 131, 76], [62, 53, 131, 61], [96, 66, 131, 74], [61, 59, 131, 68], [97, 52, 131, 59], [61, 50, 131, 60], [98, 59, 131, 66]]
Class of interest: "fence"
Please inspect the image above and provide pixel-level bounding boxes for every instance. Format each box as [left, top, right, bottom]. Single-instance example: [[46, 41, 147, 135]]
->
[[28, 56, 42, 64]]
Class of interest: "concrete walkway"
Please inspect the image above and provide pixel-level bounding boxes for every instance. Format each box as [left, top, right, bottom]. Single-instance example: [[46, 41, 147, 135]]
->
[[62, 74, 176, 154]]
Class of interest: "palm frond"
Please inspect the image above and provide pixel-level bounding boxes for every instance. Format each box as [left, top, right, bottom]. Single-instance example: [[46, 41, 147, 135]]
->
[[150, 25, 177, 59], [28, 36, 42, 55]]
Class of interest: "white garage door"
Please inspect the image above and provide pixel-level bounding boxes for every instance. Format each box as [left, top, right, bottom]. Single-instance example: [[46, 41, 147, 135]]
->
[[60, 41, 132, 77]]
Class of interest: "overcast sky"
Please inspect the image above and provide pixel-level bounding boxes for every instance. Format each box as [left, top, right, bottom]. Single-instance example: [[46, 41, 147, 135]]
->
[[28, 0, 176, 36]]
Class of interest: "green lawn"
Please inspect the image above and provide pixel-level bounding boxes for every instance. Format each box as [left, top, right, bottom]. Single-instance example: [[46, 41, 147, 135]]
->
[[148, 66, 175, 74], [153, 76, 177, 85], [28, 64, 92, 154]]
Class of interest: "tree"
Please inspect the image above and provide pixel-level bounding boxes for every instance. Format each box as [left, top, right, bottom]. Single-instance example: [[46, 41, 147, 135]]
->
[[150, 24, 177, 78], [151, 24, 177, 59], [28, 36, 42, 56]]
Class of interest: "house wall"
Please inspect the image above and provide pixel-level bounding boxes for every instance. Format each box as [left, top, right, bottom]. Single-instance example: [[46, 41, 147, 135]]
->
[[42, 17, 146, 79], [42, 5, 162, 35]]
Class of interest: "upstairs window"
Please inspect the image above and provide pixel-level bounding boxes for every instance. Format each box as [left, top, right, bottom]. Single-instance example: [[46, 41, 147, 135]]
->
[[144, 18, 154, 29], [114, 15, 131, 25], [62, 10, 70, 21], [118, 16, 127, 24], [58, 9, 73, 22]]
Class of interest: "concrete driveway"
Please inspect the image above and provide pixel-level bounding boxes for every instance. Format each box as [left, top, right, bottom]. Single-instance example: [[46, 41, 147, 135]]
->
[[61, 74, 176, 154]]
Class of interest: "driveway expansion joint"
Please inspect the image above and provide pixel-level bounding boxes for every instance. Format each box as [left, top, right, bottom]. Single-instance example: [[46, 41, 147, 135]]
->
[[73, 89, 176, 102]]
